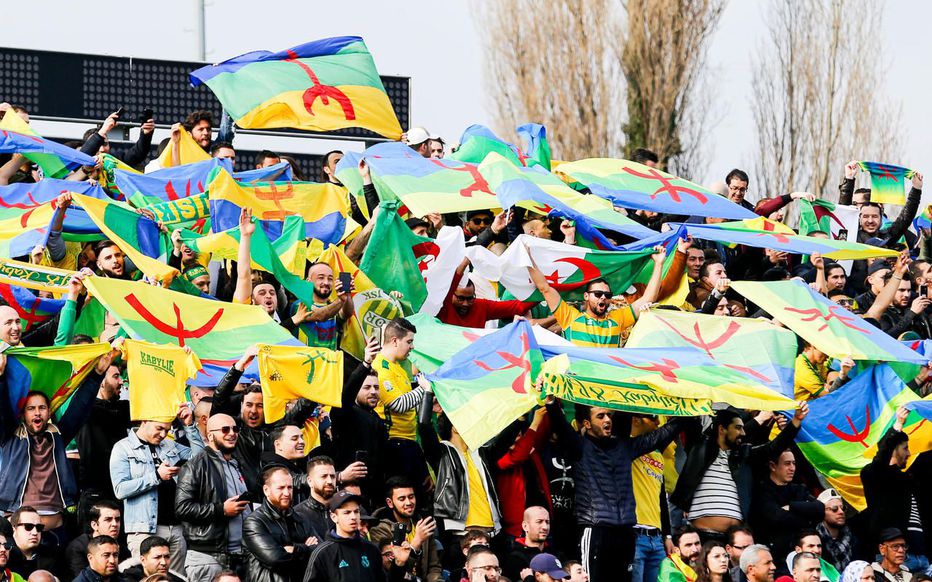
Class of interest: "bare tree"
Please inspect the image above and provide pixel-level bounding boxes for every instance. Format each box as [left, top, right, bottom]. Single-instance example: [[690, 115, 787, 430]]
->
[[620, 0, 726, 177], [752, 0, 903, 203]]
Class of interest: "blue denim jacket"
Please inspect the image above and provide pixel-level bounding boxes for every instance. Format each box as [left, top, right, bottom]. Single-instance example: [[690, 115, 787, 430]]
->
[[109, 425, 204, 533]]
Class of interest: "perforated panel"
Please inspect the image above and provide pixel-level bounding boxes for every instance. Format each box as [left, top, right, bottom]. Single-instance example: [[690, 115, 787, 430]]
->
[[0, 51, 40, 113]]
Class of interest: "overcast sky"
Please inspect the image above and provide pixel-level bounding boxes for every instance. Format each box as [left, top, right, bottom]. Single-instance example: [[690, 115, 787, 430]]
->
[[4, 0, 929, 190]]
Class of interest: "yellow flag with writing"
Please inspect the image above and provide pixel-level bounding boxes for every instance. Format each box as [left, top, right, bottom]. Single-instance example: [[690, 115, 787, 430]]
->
[[124, 340, 201, 422], [156, 127, 211, 168], [257, 344, 343, 423]]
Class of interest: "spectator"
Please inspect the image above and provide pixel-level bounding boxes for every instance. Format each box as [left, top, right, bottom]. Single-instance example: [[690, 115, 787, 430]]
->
[[839, 562, 873, 582], [293, 457, 338, 540], [288, 262, 354, 351], [462, 546, 502, 582], [263, 425, 310, 504], [255, 150, 281, 169], [726, 527, 755, 582], [871, 529, 912, 582], [183, 110, 213, 151], [741, 545, 777, 582], [110, 411, 200, 574], [816, 490, 856, 574], [210, 142, 236, 166], [630, 411, 674, 582], [404, 127, 435, 158], [793, 552, 823, 582], [437, 260, 536, 328], [175, 414, 251, 580], [320, 150, 343, 185], [428, 138, 445, 159], [369, 478, 441, 582], [79, 109, 155, 170], [64, 500, 123, 579], [503, 506, 551, 582], [75, 362, 130, 500], [122, 536, 183, 582], [784, 530, 839, 582], [0, 531, 24, 582], [72, 535, 122, 582], [528, 552, 568, 581], [242, 466, 318, 582], [696, 542, 734, 582], [7, 506, 61, 577], [564, 560, 590, 582], [494, 407, 552, 540], [659, 525, 703, 582]]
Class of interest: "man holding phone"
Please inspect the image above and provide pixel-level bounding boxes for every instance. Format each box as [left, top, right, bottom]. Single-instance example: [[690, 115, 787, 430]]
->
[[370, 477, 442, 582], [288, 263, 355, 351], [78, 107, 156, 170]]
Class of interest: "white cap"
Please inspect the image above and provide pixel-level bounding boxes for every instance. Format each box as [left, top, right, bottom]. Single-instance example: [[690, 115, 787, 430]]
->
[[405, 126, 438, 146], [817, 488, 842, 504]]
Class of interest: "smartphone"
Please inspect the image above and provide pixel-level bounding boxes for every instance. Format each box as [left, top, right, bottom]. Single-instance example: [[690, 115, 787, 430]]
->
[[236, 492, 251, 503], [173, 458, 188, 468], [391, 522, 406, 546], [354, 450, 369, 465], [370, 324, 384, 350], [920, 285, 928, 297], [114, 106, 126, 119], [139, 107, 154, 123], [338, 272, 352, 293]]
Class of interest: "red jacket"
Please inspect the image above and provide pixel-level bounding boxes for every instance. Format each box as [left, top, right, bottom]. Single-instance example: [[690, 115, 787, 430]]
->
[[495, 416, 553, 538], [437, 272, 535, 328]]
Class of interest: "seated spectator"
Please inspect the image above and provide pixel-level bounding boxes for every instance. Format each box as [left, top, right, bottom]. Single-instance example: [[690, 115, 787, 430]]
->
[[564, 560, 589, 582], [816, 490, 856, 574], [6, 508, 59, 578], [72, 535, 121, 582], [65, 500, 124, 579], [503, 506, 551, 582], [725, 526, 755, 582], [0, 531, 25, 582], [657, 524, 702, 582], [462, 546, 502, 582], [792, 552, 823, 582], [740, 545, 776, 582], [529, 552, 568, 581], [121, 536, 183, 582], [696, 542, 734, 582], [872, 529, 912, 582]]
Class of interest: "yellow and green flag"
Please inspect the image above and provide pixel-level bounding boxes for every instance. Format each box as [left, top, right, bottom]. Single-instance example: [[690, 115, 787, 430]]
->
[[257, 344, 343, 423], [155, 127, 210, 168]]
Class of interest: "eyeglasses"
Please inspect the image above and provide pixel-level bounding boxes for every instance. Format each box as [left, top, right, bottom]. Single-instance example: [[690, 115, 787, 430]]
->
[[210, 425, 240, 435], [886, 543, 909, 551], [17, 522, 44, 533], [0, 541, 12, 550], [470, 217, 491, 225], [470, 565, 502, 574], [587, 290, 611, 298]]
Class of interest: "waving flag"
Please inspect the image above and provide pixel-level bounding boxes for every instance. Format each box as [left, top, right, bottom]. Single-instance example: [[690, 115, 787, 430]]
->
[[155, 127, 211, 168], [207, 169, 348, 245], [83, 276, 302, 386], [116, 158, 230, 207], [858, 161, 916, 205], [731, 280, 930, 365], [180, 214, 306, 276], [798, 199, 859, 241], [0, 110, 93, 177], [626, 309, 798, 398], [0, 284, 66, 332], [257, 345, 343, 423], [4, 343, 110, 418], [190, 36, 402, 139], [234, 162, 294, 184], [449, 123, 552, 170], [466, 234, 655, 302], [539, 344, 795, 410], [144, 192, 211, 231], [517, 123, 552, 171], [796, 364, 931, 510], [0, 259, 73, 294], [427, 320, 543, 449], [556, 158, 755, 220], [676, 220, 898, 261]]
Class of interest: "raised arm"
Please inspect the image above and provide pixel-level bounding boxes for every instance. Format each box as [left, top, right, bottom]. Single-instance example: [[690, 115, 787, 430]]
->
[[885, 172, 923, 245], [232, 208, 254, 305], [630, 247, 667, 312], [527, 251, 563, 313], [865, 252, 910, 321]]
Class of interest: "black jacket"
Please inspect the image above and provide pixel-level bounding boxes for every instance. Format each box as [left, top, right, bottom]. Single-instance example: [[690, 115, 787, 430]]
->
[[70, 567, 126, 582], [75, 398, 131, 499], [80, 129, 153, 171], [261, 452, 310, 505], [303, 531, 404, 582], [293, 497, 333, 540], [547, 401, 688, 527], [370, 515, 443, 582], [211, 366, 315, 493], [121, 564, 183, 582], [879, 304, 932, 339], [243, 499, 316, 582], [7, 545, 60, 579], [750, 479, 824, 563], [174, 447, 245, 554], [671, 420, 800, 520]]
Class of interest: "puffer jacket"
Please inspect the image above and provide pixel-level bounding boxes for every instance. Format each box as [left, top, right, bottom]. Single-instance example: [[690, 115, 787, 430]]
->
[[0, 371, 102, 512], [546, 401, 689, 527], [243, 498, 316, 582]]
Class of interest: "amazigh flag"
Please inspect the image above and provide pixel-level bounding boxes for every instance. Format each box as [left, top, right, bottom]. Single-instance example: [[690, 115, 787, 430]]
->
[[466, 234, 655, 303], [190, 36, 402, 139], [257, 345, 343, 423], [4, 342, 110, 418], [144, 192, 211, 232], [426, 320, 543, 450], [626, 309, 797, 398], [517, 123, 552, 171], [70, 193, 178, 283], [115, 158, 231, 207], [82, 276, 302, 386], [156, 127, 211, 168], [795, 364, 932, 510], [539, 344, 796, 410], [858, 161, 916, 205], [316, 245, 404, 361], [406, 312, 571, 375], [478, 152, 656, 244], [731, 280, 930, 365], [207, 168, 348, 245], [0, 284, 66, 332], [540, 353, 711, 416], [233, 161, 294, 184], [676, 219, 898, 261], [180, 214, 306, 277], [450, 124, 551, 170], [556, 158, 755, 220], [0, 108, 93, 177]]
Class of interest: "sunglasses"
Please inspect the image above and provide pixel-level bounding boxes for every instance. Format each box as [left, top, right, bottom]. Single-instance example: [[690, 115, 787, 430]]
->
[[17, 522, 44, 533], [470, 217, 491, 225], [0, 541, 12, 550], [210, 425, 240, 435], [587, 290, 612, 298]]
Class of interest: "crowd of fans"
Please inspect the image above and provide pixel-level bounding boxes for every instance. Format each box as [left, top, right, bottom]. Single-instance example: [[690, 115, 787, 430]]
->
[[0, 100, 931, 582]]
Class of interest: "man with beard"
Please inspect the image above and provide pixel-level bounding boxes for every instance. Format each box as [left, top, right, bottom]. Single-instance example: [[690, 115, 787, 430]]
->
[[528, 247, 666, 347], [72, 535, 122, 582], [294, 457, 339, 540], [262, 425, 310, 504], [370, 478, 440, 582], [671, 405, 809, 541], [0, 345, 115, 535], [243, 466, 318, 582], [658, 526, 703, 582], [502, 506, 551, 582], [878, 273, 932, 339], [75, 362, 130, 499], [94, 241, 129, 279], [175, 414, 252, 580], [64, 500, 125, 578], [816, 490, 856, 574], [0, 531, 25, 582], [288, 262, 354, 351]]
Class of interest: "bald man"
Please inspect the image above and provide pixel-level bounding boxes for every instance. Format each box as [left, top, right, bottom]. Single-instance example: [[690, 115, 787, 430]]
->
[[505, 506, 552, 582], [176, 413, 252, 580], [27, 571, 57, 582], [0, 305, 22, 346]]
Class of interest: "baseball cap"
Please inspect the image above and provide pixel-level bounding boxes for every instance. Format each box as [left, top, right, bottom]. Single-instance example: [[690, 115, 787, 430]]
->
[[327, 489, 363, 512], [405, 127, 437, 146], [405, 217, 430, 231], [816, 488, 841, 504], [879, 527, 906, 543], [530, 553, 568, 580]]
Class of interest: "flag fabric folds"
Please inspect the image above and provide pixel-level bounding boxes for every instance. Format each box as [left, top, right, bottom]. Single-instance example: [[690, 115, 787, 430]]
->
[[190, 36, 402, 139], [0, 114, 94, 176], [124, 340, 201, 422], [0, 283, 66, 332], [426, 320, 542, 450], [257, 344, 343, 423], [556, 158, 756, 220], [180, 214, 306, 277], [3, 342, 110, 418], [0, 258, 74, 294], [731, 280, 931, 365], [156, 127, 211, 168], [116, 158, 230, 207], [626, 310, 798, 399], [858, 161, 916, 205], [144, 192, 211, 232]]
